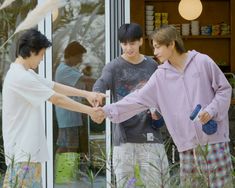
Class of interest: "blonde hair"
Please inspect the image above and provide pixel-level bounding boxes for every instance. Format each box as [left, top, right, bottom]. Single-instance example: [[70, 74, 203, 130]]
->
[[149, 25, 186, 54]]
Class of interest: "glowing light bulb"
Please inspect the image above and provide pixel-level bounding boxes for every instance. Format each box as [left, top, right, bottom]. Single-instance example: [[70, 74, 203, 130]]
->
[[178, 0, 203, 20]]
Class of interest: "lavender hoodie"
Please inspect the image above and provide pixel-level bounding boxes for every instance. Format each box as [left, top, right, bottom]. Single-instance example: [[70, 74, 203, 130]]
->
[[103, 50, 232, 152]]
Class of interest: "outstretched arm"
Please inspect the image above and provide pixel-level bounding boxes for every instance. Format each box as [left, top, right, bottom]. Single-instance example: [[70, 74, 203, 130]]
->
[[49, 92, 105, 123], [53, 82, 106, 107], [103, 72, 159, 123]]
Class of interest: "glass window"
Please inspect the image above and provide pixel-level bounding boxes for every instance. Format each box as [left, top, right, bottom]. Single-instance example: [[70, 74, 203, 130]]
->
[[52, 0, 106, 187]]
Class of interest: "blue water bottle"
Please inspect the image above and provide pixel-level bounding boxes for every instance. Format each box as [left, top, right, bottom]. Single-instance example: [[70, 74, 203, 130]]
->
[[190, 104, 217, 135]]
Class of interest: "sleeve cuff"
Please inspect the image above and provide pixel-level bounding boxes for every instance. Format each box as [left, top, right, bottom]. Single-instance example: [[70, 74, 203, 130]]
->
[[204, 106, 216, 118], [103, 104, 119, 123]]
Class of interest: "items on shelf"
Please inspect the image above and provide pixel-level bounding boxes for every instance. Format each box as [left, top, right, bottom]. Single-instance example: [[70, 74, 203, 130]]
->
[[161, 13, 168, 26], [176, 21, 230, 36], [220, 23, 230, 35], [211, 24, 220, 36], [145, 4, 169, 35], [154, 12, 168, 29], [201, 22, 230, 36], [145, 5, 154, 36], [181, 23, 190, 36], [170, 24, 181, 34], [201, 25, 212, 36], [181, 20, 200, 36], [191, 20, 199, 35], [154, 12, 161, 29]]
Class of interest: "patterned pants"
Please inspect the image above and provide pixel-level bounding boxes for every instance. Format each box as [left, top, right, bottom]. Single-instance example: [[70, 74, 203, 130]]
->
[[113, 143, 169, 188], [3, 162, 42, 188], [180, 142, 233, 188]]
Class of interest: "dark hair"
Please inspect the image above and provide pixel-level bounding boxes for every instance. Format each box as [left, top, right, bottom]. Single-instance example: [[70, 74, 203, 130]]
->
[[64, 41, 87, 59], [118, 23, 143, 43], [150, 25, 186, 54], [15, 29, 52, 58]]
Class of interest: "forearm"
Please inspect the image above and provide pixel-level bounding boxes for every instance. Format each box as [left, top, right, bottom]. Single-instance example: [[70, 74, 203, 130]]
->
[[50, 93, 92, 115], [205, 62, 232, 120], [103, 92, 149, 123], [53, 82, 90, 98], [205, 84, 232, 121], [103, 75, 158, 123]]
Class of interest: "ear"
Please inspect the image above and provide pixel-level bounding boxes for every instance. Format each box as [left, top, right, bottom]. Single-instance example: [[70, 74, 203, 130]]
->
[[140, 38, 143, 46], [169, 41, 175, 49]]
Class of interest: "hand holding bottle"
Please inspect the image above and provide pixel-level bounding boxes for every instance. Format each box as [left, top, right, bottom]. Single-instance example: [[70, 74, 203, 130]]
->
[[190, 104, 217, 135]]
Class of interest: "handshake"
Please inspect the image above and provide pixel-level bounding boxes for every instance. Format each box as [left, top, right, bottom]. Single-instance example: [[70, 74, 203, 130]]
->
[[86, 91, 107, 124], [89, 107, 106, 124]]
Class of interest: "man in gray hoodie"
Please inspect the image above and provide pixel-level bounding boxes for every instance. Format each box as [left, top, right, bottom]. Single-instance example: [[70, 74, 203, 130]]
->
[[93, 23, 169, 188]]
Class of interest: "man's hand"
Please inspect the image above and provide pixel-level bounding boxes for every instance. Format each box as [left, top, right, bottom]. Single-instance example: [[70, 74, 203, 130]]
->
[[151, 112, 161, 120], [86, 91, 107, 107], [198, 111, 212, 124], [149, 108, 161, 120], [89, 107, 105, 124]]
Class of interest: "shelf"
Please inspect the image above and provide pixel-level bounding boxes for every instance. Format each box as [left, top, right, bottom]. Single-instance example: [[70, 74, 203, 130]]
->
[[182, 35, 231, 39], [131, 0, 234, 72], [144, 35, 230, 39]]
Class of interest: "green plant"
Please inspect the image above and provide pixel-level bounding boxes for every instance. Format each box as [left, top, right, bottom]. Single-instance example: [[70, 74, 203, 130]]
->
[[78, 143, 110, 188], [78, 138, 235, 188]]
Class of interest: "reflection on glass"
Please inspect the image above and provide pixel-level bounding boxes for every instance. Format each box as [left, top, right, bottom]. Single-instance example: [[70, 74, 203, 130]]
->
[[54, 41, 87, 184], [52, 0, 106, 187]]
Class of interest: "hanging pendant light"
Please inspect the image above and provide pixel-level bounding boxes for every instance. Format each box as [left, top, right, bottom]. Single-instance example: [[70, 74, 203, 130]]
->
[[178, 0, 203, 20]]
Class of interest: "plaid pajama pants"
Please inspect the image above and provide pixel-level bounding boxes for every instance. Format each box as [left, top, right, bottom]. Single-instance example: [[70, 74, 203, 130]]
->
[[179, 142, 233, 188]]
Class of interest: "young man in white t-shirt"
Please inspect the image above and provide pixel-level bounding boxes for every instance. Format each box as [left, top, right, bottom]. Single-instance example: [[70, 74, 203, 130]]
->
[[2, 29, 105, 188]]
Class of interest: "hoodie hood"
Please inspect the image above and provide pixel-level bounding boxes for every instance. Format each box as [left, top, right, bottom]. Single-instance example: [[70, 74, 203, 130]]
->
[[157, 50, 199, 71]]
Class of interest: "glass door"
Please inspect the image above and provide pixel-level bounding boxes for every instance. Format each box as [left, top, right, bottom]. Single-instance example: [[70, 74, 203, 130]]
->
[[51, 0, 106, 187]]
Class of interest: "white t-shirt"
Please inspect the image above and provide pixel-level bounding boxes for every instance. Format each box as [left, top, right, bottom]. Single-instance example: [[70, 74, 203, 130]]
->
[[2, 63, 55, 165]]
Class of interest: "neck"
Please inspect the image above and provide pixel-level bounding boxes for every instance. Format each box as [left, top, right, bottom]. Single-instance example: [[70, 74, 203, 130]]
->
[[122, 54, 144, 64], [15, 57, 29, 70], [169, 52, 187, 72]]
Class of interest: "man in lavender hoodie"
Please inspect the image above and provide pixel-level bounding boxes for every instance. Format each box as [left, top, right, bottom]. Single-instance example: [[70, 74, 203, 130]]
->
[[99, 25, 233, 187]]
